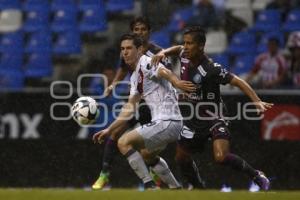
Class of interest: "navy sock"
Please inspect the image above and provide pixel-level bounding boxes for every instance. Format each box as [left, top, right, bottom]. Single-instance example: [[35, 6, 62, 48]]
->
[[177, 159, 205, 188], [222, 153, 257, 178], [101, 137, 117, 173]]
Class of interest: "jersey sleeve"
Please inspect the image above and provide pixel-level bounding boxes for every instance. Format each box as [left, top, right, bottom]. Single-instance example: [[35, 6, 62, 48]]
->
[[212, 62, 234, 85], [129, 72, 139, 96], [148, 62, 164, 79]]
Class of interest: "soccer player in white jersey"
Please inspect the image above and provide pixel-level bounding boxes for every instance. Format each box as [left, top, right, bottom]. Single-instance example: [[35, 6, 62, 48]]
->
[[92, 17, 171, 190], [94, 33, 196, 189]]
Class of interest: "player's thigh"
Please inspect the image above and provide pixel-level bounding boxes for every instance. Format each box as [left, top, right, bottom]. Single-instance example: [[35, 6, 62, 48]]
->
[[118, 129, 146, 150], [210, 119, 231, 161]]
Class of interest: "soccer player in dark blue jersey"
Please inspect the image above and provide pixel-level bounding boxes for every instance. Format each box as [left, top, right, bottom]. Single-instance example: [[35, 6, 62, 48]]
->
[[92, 17, 171, 190], [151, 26, 273, 191]]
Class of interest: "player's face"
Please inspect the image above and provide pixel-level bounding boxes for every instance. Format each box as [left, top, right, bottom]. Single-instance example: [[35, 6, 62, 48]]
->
[[268, 40, 278, 55], [121, 39, 141, 68], [132, 22, 150, 41], [183, 34, 203, 60]]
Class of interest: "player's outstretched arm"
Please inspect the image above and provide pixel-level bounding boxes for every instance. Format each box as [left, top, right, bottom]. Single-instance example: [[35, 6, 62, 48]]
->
[[93, 94, 141, 144], [230, 75, 273, 114], [157, 67, 196, 93], [104, 67, 128, 97], [151, 45, 183, 66]]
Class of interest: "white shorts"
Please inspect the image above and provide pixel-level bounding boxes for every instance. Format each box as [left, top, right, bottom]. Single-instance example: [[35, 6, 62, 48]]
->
[[136, 120, 182, 152]]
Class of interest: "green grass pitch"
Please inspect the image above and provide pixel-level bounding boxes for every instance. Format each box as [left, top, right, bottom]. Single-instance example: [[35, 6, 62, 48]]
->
[[1, 189, 300, 200]]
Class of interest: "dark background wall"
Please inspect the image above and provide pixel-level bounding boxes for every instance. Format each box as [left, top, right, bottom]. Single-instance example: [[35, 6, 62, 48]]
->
[[0, 92, 299, 189]]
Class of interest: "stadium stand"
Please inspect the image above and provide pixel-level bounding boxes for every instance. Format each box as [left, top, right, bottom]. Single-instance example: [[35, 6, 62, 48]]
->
[[23, 0, 50, 32], [0, 31, 23, 53], [0, 0, 300, 90], [24, 53, 52, 78], [205, 31, 227, 54], [106, 0, 134, 13], [232, 55, 255, 76], [0, 9, 22, 32], [53, 30, 81, 55], [282, 9, 300, 32], [79, 4, 107, 33], [0, 0, 21, 10], [227, 31, 256, 55], [150, 28, 171, 48], [252, 9, 281, 32], [25, 30, 52, 53]]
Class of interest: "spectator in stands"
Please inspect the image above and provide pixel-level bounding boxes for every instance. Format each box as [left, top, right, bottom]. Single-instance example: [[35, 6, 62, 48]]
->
[[246, 37, 287, 89], [286, 31, 300, 88], [187, 0, 220, 28]]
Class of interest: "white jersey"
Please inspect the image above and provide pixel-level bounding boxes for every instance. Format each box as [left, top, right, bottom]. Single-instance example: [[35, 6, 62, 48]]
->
[[130, 55, 182, 121]]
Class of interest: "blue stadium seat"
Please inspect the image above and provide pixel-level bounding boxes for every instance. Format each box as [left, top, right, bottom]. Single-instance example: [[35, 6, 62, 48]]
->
[[79, 5, 107, 33], [25, 30, 52, 53], [24, 53, 52, 77], [51, 7, 78, 32], [106, 0, 134, 12], [168, 7, 195, 32], [79, 0, 104, 9], [0, 70, 24, 90], [211, 53, 230, 69], [0, 52, 23, 71], [282, 9, 300, 32], [252, 9, 281, 32], [227, 31, 256, 55], [53, 30, 81, 55], [23, 0, 48, 6], [232, 55, 255, 75], [256, 32, 284, 54], [0, 32, 23, 53], [0, 0, 21, 10], [51, 0, 77, 10], [150, 29, 171, 48], [23, 2, 50, 32]]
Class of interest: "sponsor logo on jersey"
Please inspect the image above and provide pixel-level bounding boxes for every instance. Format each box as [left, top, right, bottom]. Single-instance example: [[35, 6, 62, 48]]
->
[[218, 127, 225, 132], [193, 73, 202, 84], [219, 68, 228, 78]]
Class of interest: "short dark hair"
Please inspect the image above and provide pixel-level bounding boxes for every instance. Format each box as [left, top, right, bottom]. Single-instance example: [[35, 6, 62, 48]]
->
[[268, 37, 280, 45], [183, 26, 206, 45], [130, 16, 151, 31], [120, 33, 143, 48]]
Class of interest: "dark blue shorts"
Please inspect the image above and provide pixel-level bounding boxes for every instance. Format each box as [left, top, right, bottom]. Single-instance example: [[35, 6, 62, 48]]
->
[[178, 119, 231, 154]]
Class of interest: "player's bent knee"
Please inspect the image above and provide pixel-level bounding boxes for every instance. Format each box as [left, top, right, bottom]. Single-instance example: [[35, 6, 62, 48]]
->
[[117, 136, 130, 155]]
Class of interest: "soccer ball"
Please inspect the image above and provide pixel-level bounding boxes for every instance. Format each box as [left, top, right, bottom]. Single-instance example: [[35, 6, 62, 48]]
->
[[71, 96, 99, 125]]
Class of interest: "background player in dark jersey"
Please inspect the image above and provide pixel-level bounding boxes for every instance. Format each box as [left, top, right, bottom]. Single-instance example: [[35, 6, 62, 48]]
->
[[151, 26, 273, 191], [92, 17, 172, 190]]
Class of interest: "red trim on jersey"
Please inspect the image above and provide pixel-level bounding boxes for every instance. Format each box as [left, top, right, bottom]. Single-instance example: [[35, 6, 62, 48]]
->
[[275, 55, 285, 75], [252, 53, 267, 74], [137, 67, 144, 94]]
